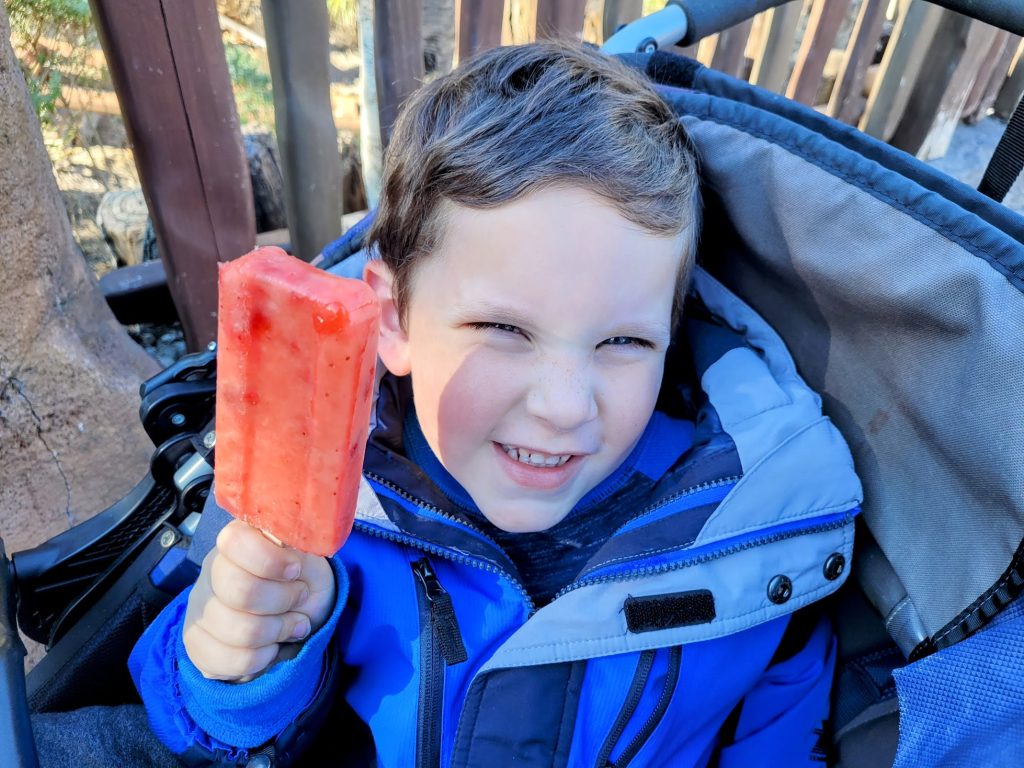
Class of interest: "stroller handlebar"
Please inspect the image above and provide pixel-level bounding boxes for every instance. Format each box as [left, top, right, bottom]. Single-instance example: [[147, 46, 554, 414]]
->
[[670, 0, 793, 46], [928, 0, 1024, 36], [0, 538, 39, 768], [601, 4, 688, 54], [602, 0, 1024, 55], [601, 0, 793, 54]]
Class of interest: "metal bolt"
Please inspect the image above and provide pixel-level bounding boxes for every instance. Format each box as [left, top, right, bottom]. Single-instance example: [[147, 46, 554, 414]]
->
[[767, 575, 793, 605], [203, 430, 217, 450], [159, 530, 177, 548], [643, 42, 657, 54], [246, 756, 272, 768], [170, 413, 186, 427], [824, 553, 846, 581], [207, 341, 217, 352]]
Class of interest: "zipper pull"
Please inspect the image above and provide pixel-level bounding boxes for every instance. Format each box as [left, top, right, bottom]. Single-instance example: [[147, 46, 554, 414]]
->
[[413, 559, 468, 665]]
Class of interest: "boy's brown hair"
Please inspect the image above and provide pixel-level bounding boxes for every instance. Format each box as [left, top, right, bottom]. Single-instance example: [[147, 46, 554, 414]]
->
[[368, 42, 702, 327]]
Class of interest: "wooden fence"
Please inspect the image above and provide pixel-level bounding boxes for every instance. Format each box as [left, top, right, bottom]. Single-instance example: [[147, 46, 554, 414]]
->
[[91, 0, 1024, 350], [368, 0, 1024, 163]]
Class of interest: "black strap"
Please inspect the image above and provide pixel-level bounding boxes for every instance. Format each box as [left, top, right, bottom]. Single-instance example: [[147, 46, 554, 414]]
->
[[978, 93, 1024, 203], [911, 535, 1024, 661]]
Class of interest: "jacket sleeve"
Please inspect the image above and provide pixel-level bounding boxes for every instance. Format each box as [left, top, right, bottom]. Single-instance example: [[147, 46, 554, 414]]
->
[[715, 612, 836, 767], [128, 555, 349, 766]]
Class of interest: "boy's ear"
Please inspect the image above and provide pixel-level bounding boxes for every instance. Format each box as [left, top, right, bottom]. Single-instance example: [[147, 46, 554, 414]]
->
[[363, 259, 411, 376]]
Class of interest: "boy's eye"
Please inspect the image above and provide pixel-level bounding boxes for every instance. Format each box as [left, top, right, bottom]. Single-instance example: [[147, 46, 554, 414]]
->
[[600, 336, 654, 349], [469, 322, 524, 336]]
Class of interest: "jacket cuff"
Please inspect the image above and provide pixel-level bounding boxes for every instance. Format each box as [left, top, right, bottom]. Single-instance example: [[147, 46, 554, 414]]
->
[[130, 556, 348, 759], [177, 556, 349, 747]]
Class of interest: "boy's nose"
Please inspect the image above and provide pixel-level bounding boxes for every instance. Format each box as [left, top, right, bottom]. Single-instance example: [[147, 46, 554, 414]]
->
[[525, 362, 599, 432]]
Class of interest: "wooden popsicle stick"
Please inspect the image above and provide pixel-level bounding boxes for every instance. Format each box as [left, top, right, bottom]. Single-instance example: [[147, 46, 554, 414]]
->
[[262, 529, 286, 548]]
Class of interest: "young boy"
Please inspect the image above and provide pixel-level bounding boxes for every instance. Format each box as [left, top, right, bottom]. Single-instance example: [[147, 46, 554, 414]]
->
[[130, 42, 861, 767]]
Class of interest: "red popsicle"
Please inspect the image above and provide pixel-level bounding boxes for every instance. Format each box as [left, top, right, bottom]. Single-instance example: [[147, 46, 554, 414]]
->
[[214, 246, 380, 556]]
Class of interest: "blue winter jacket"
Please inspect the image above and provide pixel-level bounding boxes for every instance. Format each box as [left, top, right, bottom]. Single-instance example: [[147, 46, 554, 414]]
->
[[130, 267, 862, 767]]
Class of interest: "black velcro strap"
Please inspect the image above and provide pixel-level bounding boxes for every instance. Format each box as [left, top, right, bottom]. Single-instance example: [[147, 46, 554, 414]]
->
[[978, 93, 1024, 203], [912, 535, 1024, 661], [624, 590, 715, 633]]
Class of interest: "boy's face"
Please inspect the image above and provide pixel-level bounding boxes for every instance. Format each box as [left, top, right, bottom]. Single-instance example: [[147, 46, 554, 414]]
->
[[366, 187, 686, 533]]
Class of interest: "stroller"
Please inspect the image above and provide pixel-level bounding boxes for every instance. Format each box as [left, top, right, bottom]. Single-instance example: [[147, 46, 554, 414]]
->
[[3, 1, 1023, 765]]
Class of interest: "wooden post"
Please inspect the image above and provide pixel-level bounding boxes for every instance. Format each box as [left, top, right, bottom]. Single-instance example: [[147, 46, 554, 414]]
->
[[261, 0, 343, 262], [911, 19, 1002, 160], [374, 0, 425, 144], [749, 1, 803, 93], [786, 0, 853, 105], [828, 0, 888, 124], [887, 10, 970, 155], [456, 0, 505, 62], [696, 34, 719, 67], [860, 0, 944, 141], [505, 0, 538, 45], [358, 0, 383, 207], [536, 0, 587, 40], [424, 0, 456, 76], [89, 0, 256, 349], [962, 32, 1018, 124], [602, 0, 643, 41], [995, 40, 1024, 119], [708, 19, 755, 80]]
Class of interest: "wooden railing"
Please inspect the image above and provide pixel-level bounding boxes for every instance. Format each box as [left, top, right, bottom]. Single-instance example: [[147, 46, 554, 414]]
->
[[90, 0, 1024, 351]]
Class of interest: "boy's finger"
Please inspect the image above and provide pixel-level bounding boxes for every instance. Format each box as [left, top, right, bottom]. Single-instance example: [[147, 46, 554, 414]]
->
[[210, 551, 309, 615], [216, 519, 303, 581], [183, 623, 280, 682], [278, 611, 312, 643], [198, 599, 311, 648]]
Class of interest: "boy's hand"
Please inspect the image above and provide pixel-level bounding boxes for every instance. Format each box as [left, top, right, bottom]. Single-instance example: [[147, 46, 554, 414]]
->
[[183, 519, 336, 682]]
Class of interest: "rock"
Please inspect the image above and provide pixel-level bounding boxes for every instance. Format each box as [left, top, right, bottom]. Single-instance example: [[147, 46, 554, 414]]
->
[[218, 0, 264, 37], [96, 188, 149, 266], [75, 112, 128, 148]]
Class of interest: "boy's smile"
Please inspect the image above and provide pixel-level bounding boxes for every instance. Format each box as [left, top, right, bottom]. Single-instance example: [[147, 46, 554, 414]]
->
[[366, 186, 687, 533]]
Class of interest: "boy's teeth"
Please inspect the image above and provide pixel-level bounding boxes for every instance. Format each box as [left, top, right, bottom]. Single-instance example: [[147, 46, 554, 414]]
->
[[501, 444, 571, 467]]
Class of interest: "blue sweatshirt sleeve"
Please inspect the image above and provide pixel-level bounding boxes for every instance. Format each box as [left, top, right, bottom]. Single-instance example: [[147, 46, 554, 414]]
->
[[128, 555, 349, 761], [715, 614, 836, 767]]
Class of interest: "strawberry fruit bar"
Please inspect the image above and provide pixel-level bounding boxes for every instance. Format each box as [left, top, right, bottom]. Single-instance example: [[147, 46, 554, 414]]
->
[[214, 246, 380, 555]]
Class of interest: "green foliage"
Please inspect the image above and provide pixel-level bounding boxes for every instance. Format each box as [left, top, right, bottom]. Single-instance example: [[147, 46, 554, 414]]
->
[[224, 42, 275, 129], [9, 0, 93, 127], [8, 0, 91, 33], [326, 0, 357, 29], [27, 61, 63, 125]]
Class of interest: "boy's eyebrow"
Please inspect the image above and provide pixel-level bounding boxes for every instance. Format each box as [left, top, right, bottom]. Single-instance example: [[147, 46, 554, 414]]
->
[[451, 300, 532, 326]]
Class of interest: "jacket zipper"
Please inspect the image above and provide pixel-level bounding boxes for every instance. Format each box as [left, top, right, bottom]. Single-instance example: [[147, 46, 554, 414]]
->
[[614, 646, 683, 767], [412, 558, 467, 768], [594, 650, 656, 768], [611, 477, 739, 537], [363, 471, 743, 615], [363, 472, 538, 614], [355, 519, 537, 615], [414, 558, 468, 665]]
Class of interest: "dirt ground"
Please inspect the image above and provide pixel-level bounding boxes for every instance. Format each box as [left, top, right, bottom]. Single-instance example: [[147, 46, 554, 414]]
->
[[927, 115, 1024, 213]]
